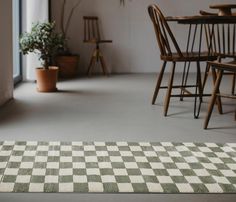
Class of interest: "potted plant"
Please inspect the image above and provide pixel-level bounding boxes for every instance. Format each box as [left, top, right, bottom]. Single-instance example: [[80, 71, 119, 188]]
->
[[55, 0, 82, 78], [20, 22, 64, 92]]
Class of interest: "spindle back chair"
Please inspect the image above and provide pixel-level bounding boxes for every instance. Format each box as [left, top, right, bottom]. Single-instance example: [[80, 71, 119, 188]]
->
[[148, 5, 217, 118], [203, 23, 236, 95]]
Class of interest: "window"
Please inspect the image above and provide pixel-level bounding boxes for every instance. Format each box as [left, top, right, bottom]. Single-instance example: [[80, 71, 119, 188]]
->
[[13, 0, 22, 84]]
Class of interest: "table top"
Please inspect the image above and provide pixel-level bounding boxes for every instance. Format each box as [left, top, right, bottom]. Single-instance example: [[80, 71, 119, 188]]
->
[[166, 15, 236, 24], [210, 4, 236, 9]]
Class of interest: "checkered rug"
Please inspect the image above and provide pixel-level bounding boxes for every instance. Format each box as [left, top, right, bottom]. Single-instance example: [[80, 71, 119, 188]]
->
[[0, 141, 236, 193]]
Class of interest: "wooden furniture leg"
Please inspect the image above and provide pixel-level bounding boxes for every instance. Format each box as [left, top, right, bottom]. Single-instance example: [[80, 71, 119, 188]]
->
[[87, 49, 97, 76], [197, 61, 203, 101], [202, 63, 211, 92], [164, 62, 176, 116], [194, 61, 203, 118], [180, 62, 191, 102], [202, 63, 223, 114], [232, 73, 236, 95], [99, 51, 109, 76], [204, 69, 224, 129], [152, 61, 167, 105], [212, 67, 223, 114]]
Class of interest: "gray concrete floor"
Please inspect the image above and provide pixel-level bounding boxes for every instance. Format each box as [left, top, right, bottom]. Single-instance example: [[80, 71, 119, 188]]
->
[[0, 73, 236, 201]]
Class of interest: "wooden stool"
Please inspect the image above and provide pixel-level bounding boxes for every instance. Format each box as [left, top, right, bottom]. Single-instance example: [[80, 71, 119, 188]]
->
[[83, 16, 112, 76]]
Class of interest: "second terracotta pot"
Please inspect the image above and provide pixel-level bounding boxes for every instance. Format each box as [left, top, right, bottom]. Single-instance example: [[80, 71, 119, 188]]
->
[[56, 55, 79, 78]]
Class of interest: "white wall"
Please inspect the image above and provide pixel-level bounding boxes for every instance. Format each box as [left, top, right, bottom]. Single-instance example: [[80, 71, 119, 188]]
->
[[0, 0, 13, 106], [51, 0, 236, 74]]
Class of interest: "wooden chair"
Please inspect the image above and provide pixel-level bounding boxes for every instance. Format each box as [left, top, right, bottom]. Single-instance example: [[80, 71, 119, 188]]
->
[[148, 5, 217, 118], [204, 60, 236, 129], [83, 16, 112, 76], [202, 19, 236, 96]]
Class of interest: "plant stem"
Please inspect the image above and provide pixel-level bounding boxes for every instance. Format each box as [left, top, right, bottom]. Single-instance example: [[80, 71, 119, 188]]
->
[[65, 0, 82, 36], [120, 0, 125, 6], [60, 0, 66, 36]]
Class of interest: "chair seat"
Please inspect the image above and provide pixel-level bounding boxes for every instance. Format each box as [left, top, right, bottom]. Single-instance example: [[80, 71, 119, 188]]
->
[[208, 60, 236, 72], [84, 39, 113, 44], [217, 52, 236, 58], [161, 51, 218, 62]]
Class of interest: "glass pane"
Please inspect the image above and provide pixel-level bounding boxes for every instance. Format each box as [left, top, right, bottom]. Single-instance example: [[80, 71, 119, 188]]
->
[[12, 0, 21, 82]]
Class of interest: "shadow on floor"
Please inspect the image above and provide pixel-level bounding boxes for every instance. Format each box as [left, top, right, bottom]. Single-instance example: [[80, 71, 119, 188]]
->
[[0, 99, 30, 126]]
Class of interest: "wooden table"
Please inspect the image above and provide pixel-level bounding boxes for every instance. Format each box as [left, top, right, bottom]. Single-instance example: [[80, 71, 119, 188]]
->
[[210, 4, 236, 16]]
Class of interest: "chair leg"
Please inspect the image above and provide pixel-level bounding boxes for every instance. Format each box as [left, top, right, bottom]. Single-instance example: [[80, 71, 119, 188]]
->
[[231, 73, 236, 95], [180, 62, 191, 101], [99, 51, 109, 76], [87, 49, 97, 76], [204, 69, 224, 129], [152, 61, 167, 105], [212, 67, 223, 114], [202, 62, 211, 93], [164, 62, 176, 117]]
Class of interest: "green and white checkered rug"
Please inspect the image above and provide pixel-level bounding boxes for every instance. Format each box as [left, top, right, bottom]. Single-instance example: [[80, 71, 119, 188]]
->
[[0, 141, 236, 193]]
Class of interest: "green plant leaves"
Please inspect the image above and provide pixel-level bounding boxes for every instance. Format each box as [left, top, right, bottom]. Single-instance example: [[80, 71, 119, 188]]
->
[[20, 22, 64, 69]]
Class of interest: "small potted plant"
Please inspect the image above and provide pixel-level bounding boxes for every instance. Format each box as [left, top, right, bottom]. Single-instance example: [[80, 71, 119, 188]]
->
[[55, 0, 82, 78], [20, 22, 64, 92]]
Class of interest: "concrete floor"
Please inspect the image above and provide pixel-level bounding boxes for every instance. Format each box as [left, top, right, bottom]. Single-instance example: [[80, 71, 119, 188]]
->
[[0, 73, 236, 201]]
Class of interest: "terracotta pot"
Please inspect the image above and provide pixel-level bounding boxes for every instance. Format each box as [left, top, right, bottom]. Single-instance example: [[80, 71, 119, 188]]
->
[[35, 66, 58, 92], [55, 55, 79, 78]]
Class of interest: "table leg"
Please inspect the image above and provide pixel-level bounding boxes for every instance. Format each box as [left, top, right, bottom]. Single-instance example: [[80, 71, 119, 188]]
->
[[194, 61, 203, 119]]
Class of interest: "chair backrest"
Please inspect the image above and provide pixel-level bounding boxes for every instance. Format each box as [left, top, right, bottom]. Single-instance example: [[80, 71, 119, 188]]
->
[[148, 5, 183, 58], [83, 16, 101, 42], [205, 23, 236, 58]]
